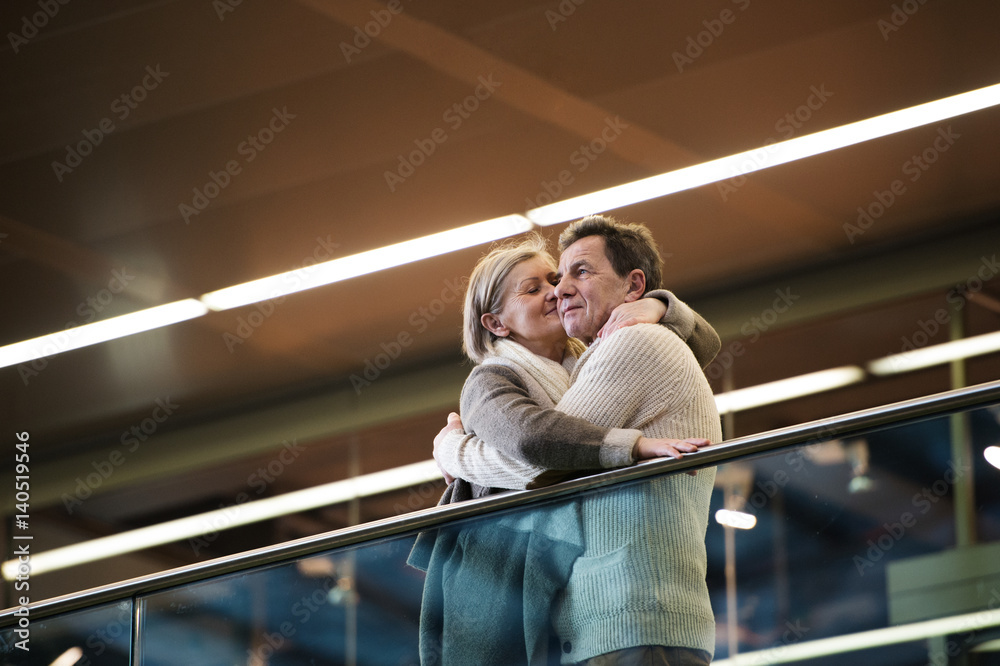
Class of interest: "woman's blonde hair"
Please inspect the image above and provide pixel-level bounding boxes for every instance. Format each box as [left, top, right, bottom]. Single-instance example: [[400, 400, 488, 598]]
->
[[462, 233, 555, 363]]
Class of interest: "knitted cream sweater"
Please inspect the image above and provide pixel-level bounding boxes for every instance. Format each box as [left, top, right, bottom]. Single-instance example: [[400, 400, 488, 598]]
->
[[552, 323, 720, 661]]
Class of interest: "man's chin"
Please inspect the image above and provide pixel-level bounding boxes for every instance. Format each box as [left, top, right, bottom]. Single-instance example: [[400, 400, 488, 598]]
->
[[561, 319, 595, 343]]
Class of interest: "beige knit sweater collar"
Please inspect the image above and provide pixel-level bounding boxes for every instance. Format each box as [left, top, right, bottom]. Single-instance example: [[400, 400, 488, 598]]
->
[[488, 339, 571, 404]]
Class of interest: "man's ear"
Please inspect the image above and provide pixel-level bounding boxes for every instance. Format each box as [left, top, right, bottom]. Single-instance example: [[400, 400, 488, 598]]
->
[[481, 312, 509, 337], [623, 269, 646, 302]]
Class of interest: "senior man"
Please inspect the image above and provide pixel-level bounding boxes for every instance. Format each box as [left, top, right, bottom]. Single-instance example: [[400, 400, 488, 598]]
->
[[438, 215, 720, 665]]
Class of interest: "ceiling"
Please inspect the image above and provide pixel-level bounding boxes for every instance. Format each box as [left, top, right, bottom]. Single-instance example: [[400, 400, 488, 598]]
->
[[2, 0, 1000, 598]]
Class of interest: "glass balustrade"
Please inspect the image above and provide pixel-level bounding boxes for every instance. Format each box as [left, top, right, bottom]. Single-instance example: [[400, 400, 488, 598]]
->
[[3, 388, 999, 665], [0, 600, 132, 666]]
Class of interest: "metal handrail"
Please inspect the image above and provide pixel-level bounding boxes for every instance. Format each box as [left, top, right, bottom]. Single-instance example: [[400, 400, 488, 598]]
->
[[4, 378, 1000, 623]]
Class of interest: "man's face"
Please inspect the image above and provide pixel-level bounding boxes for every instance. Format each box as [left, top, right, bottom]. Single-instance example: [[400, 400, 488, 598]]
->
[[555, 235, 631, 345]]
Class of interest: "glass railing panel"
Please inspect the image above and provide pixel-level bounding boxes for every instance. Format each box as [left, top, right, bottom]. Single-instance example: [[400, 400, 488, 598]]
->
[[710, 403, 1000, 664], [4, 388, 995, 665], [137, 541, 425, 665], [0, 599, 132, 666], [130, 401, 1000, 665]]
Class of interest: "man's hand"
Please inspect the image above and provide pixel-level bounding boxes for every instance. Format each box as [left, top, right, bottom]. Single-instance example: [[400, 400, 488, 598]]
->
[[633, 436, 711, 461], [433, 412, 464, 484], [598, 298, 668, 339]]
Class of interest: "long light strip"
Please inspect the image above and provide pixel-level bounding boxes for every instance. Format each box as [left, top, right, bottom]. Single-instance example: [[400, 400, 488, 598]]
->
[[868, 330, 1000, 375], [714, 366, 865, 414], [7, 84, 1000, 362], [713, 607, 1000, 665], [526, 82, 1000, 226], [0, 299, 208, 370], [0, 459, 443, 579], [199, 215, 534, 311]]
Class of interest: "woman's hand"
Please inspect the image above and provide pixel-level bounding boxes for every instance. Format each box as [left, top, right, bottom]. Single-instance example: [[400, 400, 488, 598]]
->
[[433, 412, 464, 484], [598, 298, 668, 339], [633, 436, 711, 461]]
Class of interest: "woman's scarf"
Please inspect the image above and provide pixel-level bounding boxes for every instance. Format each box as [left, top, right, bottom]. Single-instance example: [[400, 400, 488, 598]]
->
[[490, 338, 573, 404]]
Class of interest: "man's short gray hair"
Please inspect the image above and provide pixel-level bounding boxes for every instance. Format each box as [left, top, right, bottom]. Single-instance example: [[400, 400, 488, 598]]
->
[[558, 215, 662, 292]]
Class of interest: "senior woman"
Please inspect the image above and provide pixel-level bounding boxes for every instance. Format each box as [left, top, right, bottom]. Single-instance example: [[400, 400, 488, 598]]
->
[[411, 234, 720, 666]]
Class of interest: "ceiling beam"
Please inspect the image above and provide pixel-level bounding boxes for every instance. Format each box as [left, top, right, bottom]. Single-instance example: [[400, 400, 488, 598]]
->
[[295, 0, 840, 240], [0, 214, 318, 368], [0, 214, 166, 303], [9, 362, 468, 513]]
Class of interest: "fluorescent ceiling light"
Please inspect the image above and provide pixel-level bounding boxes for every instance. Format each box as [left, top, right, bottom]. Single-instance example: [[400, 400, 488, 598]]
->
[[0, 299, 208, 370], [712, 607, 1000, 665], [715, 509, 756, 529], [200, 214, 534, 311], [714, 366, 865, 414], [867, 330, 1000, 376], [0, 459, 443, 579], [986, 446, 1000, 470], [526, 82, 1000, 226]]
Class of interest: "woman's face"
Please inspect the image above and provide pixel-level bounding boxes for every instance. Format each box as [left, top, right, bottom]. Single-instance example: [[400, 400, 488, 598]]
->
[[494, 256, 566, 348]]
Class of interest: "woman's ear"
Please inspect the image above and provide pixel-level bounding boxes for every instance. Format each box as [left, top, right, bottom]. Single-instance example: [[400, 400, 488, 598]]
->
[[623, 269, 646, 302], [481, 312, 509, 337]]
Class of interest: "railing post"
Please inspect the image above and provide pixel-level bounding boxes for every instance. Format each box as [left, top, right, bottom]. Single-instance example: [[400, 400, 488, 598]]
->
[[949, 300, 976, 548]]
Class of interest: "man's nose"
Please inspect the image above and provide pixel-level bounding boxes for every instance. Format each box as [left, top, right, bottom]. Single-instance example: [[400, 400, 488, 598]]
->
[[555, 277, 573, 300]]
